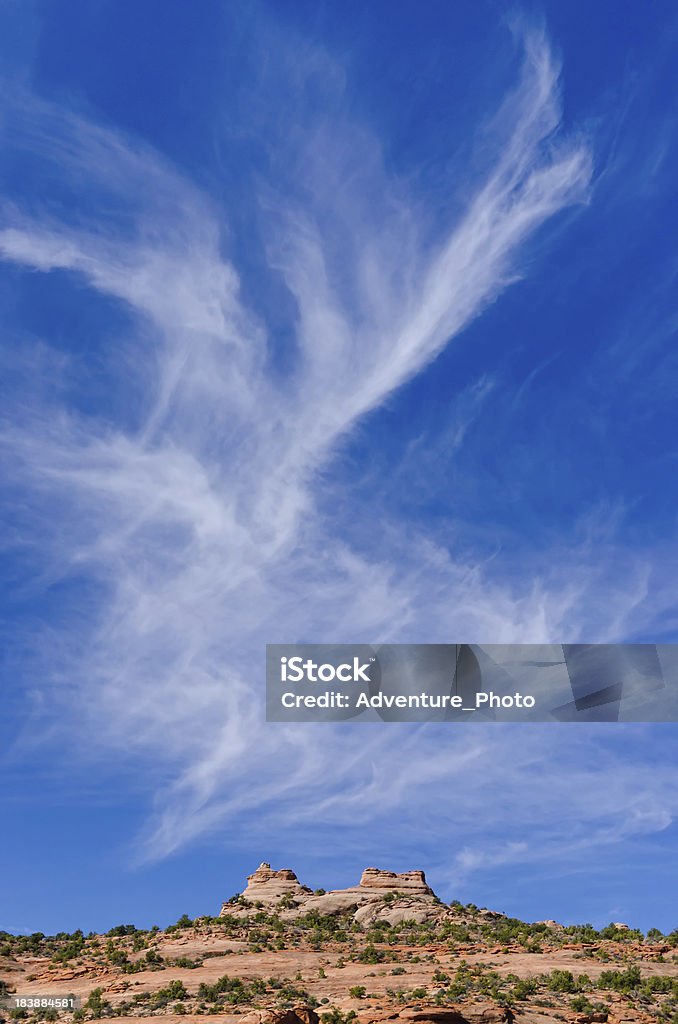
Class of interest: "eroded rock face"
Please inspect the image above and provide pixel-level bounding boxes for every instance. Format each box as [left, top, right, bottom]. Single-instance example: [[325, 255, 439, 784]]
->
[[263, 1008, 320, 1024], [353, 902, 439, 927], [221, 863, 440, 921], [358, 868, 435, 897], [359, 1003, 514, 1024], [239, 862, 311, 905]]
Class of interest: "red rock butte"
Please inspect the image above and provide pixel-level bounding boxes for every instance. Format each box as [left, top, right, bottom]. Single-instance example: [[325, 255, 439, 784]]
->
[[358, 867, 433, 895], [221, 862, 440, 925]]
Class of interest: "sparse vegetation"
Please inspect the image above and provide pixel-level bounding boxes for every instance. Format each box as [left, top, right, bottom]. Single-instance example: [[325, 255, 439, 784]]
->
[[0, 892, 675, 1023], [320, 1010, 357, 1024], [356, 943, 386, 964]]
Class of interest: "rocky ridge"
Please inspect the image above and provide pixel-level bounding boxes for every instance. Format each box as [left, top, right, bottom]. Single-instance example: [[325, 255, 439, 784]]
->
[[1, 867, 675, 1024], [224, 863, 455, 926]]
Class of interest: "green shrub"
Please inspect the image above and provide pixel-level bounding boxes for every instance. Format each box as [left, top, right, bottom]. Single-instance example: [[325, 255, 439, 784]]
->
[[545, 970, 579, 993], [511, 979, 537, 1000], [197, 974, 311, 1007], [173, 957, 201, 969], [357, 945, 385, 964], [597, 967, 641, 993], [321, 1011, 357, 1024], [600, 924, 643, 943], [84, 988, 111, 1019], [156, 980, 188, 1002]]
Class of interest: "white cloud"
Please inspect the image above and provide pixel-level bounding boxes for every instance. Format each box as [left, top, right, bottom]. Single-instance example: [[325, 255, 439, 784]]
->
[[2, 26, 674, 872]]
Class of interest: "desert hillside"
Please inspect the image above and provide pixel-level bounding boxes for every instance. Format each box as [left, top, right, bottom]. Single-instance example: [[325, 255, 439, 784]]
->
[[1, 865, 676, 1024]]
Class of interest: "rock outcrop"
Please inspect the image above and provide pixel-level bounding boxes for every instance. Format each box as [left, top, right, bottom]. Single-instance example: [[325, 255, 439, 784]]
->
[[360, 1004, 514, 1024], [263, 1009, 319, 1024], [221, 863, 441, 923], [358, 868, 435, 896], [240, 862, 311, 904], [264, 1008, 513, 1024]]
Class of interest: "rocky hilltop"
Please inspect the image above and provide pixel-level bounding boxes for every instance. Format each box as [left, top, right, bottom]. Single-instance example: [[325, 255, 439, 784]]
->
[[1, 865, 675, 1024], [222, 863, 445, 925]]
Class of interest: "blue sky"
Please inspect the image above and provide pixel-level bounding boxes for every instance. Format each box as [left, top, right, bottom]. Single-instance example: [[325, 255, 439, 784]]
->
[[0, 0, 677, 936]]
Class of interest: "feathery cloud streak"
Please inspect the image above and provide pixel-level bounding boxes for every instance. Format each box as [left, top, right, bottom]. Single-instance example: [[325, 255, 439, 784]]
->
[[3, 27, 661, 873]]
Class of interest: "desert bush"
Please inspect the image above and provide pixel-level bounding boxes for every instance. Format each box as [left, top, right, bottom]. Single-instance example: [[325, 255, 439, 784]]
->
[[172, 956, 201, 969], [564, 924, 600, 944], [154, 980, 188, 1005], [570, 996, 595, 1013], [597, 967, 641, 993], [511, 979, 538, 1000], [165, 915, 194, 933], [320, 1010, 357, 1024], [84, 988, 111, 1019], [600, 924, 643, 943], [197, 974, 311, 1007], [545, 970, 579, 993], [357, 945, 385, 964]]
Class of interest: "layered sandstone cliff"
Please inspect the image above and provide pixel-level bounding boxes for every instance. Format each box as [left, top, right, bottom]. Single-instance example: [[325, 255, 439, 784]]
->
[[357, 867, 434, 895], [220, 863, 442, 924]]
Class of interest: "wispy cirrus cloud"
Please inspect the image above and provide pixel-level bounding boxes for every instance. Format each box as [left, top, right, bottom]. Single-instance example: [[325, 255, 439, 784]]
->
[[2, 23, 674, 878]]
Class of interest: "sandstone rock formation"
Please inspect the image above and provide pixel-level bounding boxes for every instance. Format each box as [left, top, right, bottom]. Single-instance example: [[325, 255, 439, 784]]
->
[[264, 1007, 514, 1024], [358, 867, 435, 896], [263, 1008, 320, 1024], [358, 1004, 514, 1024], [240, 862, 312, 904], [221, 863, 441, 923]]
